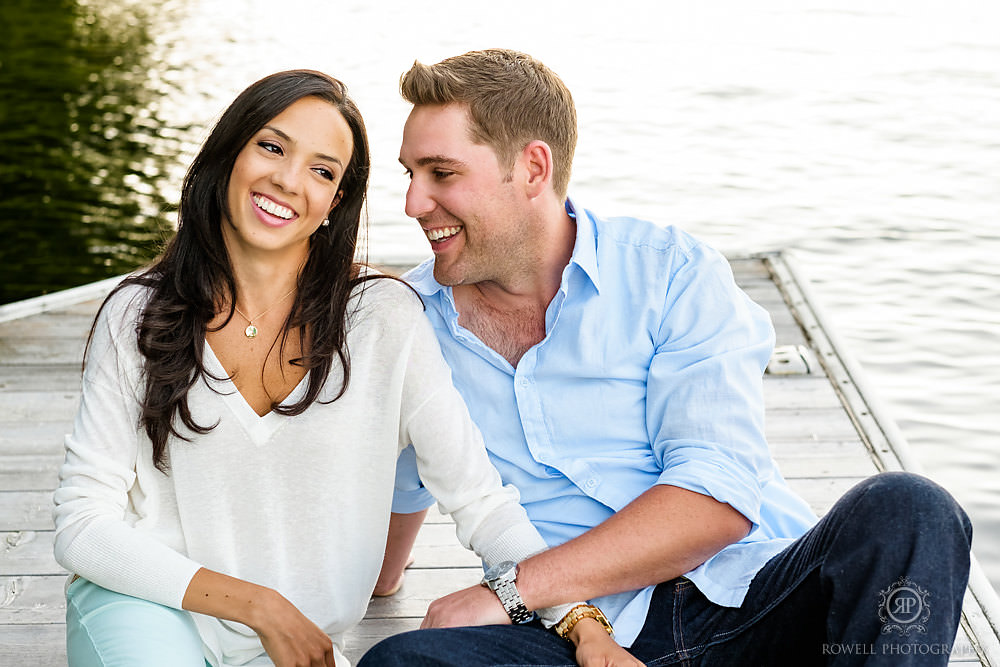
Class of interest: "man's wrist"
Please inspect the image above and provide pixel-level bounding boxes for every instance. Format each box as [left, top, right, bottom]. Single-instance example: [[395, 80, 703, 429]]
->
[[481, 560, 533, 623], [553, 603, 614, 640], [566, 616, 613, 647]]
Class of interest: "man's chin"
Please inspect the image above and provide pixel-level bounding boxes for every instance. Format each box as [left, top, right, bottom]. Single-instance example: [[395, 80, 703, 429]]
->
[[431, 261, 463, 287]]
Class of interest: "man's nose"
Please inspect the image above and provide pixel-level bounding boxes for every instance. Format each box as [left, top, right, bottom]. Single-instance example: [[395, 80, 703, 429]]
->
[[404, 178, 434, 220]]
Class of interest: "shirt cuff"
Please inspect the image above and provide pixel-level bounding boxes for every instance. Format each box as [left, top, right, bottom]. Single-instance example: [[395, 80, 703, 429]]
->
[[656, 454, 762, 529]]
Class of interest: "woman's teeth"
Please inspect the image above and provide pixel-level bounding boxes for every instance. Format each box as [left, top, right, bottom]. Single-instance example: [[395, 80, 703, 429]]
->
[[253, 194, 295, 220]]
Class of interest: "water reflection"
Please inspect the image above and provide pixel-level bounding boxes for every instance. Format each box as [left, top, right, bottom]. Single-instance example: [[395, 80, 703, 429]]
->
[[0, 0, 187, 304]]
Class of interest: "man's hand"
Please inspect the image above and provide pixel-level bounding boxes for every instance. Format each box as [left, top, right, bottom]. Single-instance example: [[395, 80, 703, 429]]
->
[[421, 583, 511, 628], [570, 618, 644, 667]]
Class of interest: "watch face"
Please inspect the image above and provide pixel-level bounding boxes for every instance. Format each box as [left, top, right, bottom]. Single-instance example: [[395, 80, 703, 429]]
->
[[484, 560, 517, 581]]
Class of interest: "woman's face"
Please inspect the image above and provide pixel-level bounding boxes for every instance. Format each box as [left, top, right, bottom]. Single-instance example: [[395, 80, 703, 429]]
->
[[223, 96, 354, 265]]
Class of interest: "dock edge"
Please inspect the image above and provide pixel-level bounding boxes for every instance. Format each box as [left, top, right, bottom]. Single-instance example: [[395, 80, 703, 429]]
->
[[760, 249, 1000, 667]]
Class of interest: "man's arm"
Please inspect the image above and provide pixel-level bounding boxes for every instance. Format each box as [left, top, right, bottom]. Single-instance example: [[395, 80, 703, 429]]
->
[[422, 483, 750, 627], [519, 484, 751, 606]]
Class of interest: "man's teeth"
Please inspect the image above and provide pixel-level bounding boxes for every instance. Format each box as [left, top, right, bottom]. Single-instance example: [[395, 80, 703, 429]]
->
[[425, 226, 462, 242], [253, 194, 295, 220]]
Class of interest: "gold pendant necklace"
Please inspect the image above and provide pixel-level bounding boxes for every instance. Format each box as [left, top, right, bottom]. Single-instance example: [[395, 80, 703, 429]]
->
[[233, 286, 296, 339]]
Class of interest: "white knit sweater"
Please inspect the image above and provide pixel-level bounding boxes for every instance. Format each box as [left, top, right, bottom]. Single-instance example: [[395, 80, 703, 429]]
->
[[53, 279, 558, 666]]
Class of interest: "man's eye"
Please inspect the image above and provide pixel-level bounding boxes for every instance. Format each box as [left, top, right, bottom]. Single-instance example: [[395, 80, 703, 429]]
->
[[433, 170, 453, 180]]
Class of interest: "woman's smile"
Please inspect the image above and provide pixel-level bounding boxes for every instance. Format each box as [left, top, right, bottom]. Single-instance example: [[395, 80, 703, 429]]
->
[[251, 192, 298, 227]]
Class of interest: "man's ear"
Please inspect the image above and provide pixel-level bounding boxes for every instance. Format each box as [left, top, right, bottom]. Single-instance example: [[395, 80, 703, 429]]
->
[[521, 141, 554, 199], [328, 190, 343, 213]]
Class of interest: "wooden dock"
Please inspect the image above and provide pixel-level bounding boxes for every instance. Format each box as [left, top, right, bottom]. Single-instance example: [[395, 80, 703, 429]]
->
[[1, 252, 998, 665]]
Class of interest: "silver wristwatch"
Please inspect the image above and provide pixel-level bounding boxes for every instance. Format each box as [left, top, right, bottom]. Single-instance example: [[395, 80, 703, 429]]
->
[[481, 560, 533, 624]]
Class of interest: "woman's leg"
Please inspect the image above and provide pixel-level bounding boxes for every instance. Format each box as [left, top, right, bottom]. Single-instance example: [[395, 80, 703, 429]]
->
[[66, 577, 209, 667]]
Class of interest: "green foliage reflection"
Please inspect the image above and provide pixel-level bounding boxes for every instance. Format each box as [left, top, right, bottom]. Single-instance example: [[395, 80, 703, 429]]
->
[[0, 0, 182, 304]]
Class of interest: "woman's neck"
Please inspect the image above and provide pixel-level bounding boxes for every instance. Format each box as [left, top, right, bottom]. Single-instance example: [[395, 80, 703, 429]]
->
[[227, 247, 307, 316]]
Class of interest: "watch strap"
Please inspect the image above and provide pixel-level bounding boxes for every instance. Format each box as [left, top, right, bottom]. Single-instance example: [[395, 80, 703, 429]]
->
[[553, 603, 614, 639], [491, 578, 533, 624]]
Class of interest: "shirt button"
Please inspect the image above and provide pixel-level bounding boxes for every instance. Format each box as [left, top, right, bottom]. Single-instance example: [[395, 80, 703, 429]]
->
[[584, 478, 597, 489], [519, 378, 529, 388]]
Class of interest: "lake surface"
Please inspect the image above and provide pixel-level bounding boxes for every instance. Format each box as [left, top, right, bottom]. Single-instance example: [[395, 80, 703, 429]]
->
[[2, 0, 998, 589]]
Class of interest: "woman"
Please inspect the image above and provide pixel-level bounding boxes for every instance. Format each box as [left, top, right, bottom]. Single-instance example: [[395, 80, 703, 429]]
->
[[53, 70, 625, 667]]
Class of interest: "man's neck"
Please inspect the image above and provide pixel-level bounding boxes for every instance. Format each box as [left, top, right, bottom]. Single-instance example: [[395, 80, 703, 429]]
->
[[453, 203, 576, 366], [460, 204, 575, 311]]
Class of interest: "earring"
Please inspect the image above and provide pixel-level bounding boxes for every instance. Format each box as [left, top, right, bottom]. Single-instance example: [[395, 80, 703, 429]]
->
[[321, 220, 330, 227]]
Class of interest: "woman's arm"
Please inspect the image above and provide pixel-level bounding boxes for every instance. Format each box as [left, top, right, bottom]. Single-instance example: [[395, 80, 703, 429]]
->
[[54, 288, 203, 606], [372, 509, 426, 596], [182, 568, 334, 667]]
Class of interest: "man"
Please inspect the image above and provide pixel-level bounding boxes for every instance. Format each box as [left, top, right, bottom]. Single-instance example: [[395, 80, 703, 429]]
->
[[360, 49, 972, 666]]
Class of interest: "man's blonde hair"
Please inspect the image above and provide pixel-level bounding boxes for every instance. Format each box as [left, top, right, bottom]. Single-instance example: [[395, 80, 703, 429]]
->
[[400, 49, 577, 198]]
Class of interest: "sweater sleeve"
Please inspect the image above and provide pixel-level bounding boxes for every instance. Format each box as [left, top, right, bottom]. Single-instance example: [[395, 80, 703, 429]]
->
[[397, 304, 574, 626], [52, 288, 203, 609]]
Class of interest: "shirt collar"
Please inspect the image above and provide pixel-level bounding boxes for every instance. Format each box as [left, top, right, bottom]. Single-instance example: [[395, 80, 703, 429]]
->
[[403, 256, 443, 298], [565, 197, 601, 294], [405, 195, 602, 298]]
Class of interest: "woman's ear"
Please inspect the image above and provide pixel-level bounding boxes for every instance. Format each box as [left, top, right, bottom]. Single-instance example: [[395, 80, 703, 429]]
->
[[328, 190, 343, 213]]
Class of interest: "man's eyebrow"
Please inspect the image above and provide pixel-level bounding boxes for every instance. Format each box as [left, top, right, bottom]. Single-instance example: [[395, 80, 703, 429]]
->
[[398, 155, 467, 169], [262, 125, 344, 167]]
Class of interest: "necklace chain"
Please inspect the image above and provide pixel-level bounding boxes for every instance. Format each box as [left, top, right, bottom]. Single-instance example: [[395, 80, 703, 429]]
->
[[233, 286, 296, 339]]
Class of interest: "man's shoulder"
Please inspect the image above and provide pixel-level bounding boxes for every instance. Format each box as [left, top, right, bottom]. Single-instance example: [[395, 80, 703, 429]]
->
[[592, 210, 702, 255], [580, 207, 721, 281]]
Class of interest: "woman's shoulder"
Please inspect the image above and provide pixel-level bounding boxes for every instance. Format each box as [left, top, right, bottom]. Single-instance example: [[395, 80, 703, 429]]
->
[[348, 272, 425, 330], [351, 272, 423, 310], [97, 278, 155, 333]]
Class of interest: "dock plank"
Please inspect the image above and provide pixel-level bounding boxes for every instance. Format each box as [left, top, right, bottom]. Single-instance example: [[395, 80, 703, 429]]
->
[[1, 531, 63, 576]]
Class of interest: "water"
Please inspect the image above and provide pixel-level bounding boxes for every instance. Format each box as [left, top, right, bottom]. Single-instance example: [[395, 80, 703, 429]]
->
[[2, 0, 998, 589]]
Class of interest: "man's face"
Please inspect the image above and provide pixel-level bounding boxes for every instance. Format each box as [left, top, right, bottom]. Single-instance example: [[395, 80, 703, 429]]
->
[[399, 103, 533, 287]]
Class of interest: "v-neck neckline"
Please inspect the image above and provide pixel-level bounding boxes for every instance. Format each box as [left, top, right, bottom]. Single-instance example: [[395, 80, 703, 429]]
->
[[202, 340, 310, 447]]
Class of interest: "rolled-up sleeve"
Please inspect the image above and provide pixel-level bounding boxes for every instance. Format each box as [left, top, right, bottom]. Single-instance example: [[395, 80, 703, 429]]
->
[[391, 445, 436, 513], [645, 246, 776, 530]]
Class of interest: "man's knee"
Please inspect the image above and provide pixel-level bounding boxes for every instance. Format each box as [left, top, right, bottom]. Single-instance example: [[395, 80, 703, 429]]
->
[[847, 472, 972, 543]]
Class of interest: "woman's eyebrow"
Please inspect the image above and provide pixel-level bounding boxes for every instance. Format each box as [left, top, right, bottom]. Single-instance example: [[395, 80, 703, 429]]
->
[[263, 125, 344, 167]]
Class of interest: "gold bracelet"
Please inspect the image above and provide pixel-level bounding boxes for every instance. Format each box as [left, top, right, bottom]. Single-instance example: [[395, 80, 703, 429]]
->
[[553, 603, 614, 639]]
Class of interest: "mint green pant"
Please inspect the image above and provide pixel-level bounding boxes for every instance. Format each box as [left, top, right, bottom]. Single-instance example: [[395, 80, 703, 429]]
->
[[66, 577, 210, 666]]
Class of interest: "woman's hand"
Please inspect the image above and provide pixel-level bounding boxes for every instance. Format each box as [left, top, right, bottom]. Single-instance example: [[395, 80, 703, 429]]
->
[[183, 567, 334, 666], [568, 618, 645, 667], [253, 589, 336, 667]]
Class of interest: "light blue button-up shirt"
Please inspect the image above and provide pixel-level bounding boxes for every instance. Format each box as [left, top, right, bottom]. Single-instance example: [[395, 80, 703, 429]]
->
[[393, 198, 817, 646]]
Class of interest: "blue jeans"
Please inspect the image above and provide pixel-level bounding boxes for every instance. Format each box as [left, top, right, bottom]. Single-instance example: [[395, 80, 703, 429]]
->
[[359, 472, 972, 666]]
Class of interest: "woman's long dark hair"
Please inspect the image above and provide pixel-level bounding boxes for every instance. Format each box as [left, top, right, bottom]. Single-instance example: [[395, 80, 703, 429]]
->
[[89, 70, 377, 471]]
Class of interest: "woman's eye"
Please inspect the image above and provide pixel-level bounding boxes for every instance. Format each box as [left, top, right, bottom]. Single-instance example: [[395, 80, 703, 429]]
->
[[314, 167, 335, 181], [258, 141, 282, 155]]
